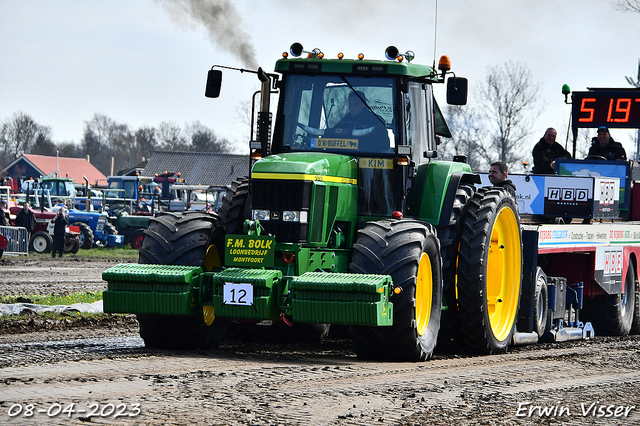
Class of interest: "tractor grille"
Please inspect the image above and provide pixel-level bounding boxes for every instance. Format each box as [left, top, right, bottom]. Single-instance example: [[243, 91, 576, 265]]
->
[[251, 179, 311, 243], [96, 216, 106, 232]]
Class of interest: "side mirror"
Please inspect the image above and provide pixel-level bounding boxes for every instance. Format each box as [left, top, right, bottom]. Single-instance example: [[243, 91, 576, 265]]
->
[[205, 70, 223, 98], [446, 77, 468, 106]]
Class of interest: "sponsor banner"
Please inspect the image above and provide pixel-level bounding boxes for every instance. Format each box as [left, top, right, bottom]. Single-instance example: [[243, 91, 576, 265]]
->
[[477, 173, 619, 218], [224, 235, 275, 268], [557, 159, 629, 209], [478, 174, 593, 217], [537, 223, 640, 250]]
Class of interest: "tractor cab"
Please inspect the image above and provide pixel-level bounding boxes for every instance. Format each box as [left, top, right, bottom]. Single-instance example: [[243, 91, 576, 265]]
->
[[207, 43, 468, 227]]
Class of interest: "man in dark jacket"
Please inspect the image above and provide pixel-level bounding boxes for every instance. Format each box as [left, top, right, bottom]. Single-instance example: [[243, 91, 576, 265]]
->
[[15, 202, 36, 233], [488, 161, 517, 196], [52, 208, 68, 258], [588, 126, 627, 160], [532, 127, 572, 174], [0, 200, 7, 227]]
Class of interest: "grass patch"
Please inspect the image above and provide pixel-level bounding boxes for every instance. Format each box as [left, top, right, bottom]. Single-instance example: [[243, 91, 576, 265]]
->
[[26, 247, 139, 261], [0, 291, 103, 306]]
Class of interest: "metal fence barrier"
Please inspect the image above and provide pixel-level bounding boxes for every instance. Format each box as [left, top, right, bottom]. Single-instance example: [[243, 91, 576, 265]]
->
[[0, 226, 29, 256]]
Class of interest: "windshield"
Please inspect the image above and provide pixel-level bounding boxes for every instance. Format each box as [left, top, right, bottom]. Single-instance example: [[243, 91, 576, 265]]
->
[[276, 75, 397, 155], [39, 180, 76, 198]]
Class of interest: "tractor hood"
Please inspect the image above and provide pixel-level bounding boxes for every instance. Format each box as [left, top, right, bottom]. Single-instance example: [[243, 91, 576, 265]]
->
[[252, 152, 358, 183]]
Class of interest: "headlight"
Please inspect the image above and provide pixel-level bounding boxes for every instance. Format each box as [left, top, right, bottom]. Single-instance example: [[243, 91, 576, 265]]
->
[[282, 211, 299, 222], [252, 209, 270, 221]]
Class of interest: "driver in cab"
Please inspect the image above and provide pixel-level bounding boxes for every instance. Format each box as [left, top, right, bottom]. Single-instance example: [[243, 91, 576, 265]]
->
[[333, 91, 390, 152], [588, 126, 627, 161]]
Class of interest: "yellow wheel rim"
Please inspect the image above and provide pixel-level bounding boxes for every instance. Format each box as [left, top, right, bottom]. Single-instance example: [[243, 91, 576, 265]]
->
[[415, 252, 433, 336], [486, 206, 521, 341], [203, 243, 220, 327], [204, 244, 221, 271], [203, 305, 215, 326]]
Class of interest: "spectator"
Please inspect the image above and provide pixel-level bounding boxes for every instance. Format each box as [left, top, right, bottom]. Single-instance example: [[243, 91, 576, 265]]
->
[[532, 128, 571, 174], [52, 207, 68, 258], [15, 202, 36, 236], [588, 126, 627, 161], [0, 199, 7, 227], [488, 161, 517, 196]]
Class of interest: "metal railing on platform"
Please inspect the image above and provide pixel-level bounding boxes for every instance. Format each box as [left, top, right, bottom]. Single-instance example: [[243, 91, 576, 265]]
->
[[0, 226, 29, 256]]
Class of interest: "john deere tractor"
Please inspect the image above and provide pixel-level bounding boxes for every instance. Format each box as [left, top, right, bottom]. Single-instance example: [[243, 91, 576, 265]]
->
[[103, 43, 522, 361]]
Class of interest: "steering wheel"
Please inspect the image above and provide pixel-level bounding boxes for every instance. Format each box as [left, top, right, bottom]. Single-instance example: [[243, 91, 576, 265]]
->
[[584, 155, 608, 161]]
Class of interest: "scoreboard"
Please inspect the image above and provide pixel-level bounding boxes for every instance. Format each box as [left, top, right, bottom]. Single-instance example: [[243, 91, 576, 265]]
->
[[572, 90, 640, 129]]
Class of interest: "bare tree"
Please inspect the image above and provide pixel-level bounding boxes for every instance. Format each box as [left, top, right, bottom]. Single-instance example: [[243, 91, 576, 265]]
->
[[82, 113, 134, 175], [134, 126, 157, 162], [156, 121, 188, 151], [476, 62, 543, 170], [441, 105, 486, 172], [0, 111, 52, 169], [612, 0, 640, 13], [185, 121, 228, 153]]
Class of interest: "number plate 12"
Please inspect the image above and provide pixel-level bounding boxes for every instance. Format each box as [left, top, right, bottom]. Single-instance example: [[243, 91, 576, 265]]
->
[[223, 283, 253, 306]]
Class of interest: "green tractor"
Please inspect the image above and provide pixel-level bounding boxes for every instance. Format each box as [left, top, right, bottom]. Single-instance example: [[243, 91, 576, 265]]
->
[[103, 44, 522, 361]]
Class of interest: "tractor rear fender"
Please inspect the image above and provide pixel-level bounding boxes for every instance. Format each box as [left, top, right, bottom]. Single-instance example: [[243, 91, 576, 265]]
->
[[437, 172, 482, 229], [406, 160, 477, 225]]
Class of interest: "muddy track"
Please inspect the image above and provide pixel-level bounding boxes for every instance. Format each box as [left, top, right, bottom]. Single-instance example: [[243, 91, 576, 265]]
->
[[1, 255, 640, 425]]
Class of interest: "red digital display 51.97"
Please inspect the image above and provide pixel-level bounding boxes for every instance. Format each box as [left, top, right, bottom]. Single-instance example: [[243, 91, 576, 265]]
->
[[572, 90, 640, 129]]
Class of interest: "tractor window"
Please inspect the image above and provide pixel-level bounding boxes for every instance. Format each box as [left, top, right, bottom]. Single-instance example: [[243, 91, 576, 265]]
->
[[122, 181, 136, 199], [405, 82, 436, 164], [277, 75, 397, 155]]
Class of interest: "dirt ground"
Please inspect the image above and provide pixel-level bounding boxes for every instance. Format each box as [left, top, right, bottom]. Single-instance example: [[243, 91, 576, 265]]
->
[[1, 255, 640, 425]]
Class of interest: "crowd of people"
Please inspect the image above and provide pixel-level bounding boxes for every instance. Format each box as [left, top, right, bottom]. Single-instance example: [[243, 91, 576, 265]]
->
[[490, 126, 627, 195], [0, 200, 70, 258]]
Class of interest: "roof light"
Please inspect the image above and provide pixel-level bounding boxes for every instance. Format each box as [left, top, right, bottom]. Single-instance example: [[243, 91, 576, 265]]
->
[[438, 55, 451, 73], [282, 51, 288, 58], [337, 52, 344, 59], [358, 53, 364, 60]]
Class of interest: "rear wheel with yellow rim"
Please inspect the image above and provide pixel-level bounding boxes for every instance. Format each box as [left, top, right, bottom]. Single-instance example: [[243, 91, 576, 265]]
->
[[456, 188, 522, 354]]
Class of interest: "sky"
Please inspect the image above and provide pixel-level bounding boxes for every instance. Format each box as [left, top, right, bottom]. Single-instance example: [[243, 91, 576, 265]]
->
[[1, 0, 639, 164]]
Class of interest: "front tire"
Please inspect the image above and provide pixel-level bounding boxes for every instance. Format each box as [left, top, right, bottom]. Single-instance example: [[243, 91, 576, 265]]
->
[[456, 188, 522, 354], [349, 220, 442, 361], [136, 211, 227, 349], [72, 222, 94, 249], [129, 228, 145, 250], [30, 231, 53, 253], [533, 267, 548, 337]]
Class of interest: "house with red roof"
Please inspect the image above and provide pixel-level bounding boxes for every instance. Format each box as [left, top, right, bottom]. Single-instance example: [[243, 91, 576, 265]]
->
[[0, 154, 107, 190]]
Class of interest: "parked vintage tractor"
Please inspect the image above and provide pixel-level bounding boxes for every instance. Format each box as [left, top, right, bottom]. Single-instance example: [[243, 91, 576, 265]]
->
[[103, 43, 527, 361]]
